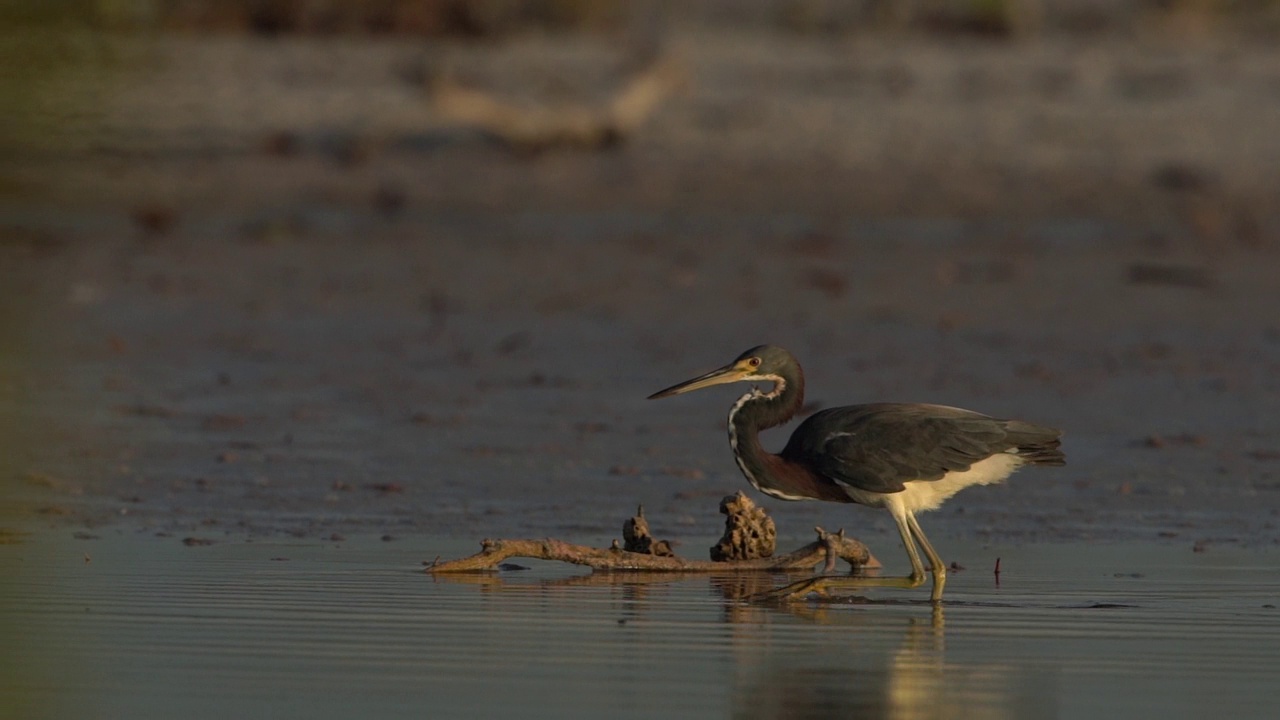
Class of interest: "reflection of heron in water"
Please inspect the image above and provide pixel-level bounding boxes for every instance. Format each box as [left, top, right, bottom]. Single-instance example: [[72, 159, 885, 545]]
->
[[727, 605, 1050, 720]]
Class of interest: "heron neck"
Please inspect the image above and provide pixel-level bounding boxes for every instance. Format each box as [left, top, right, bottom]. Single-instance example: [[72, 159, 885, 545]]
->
[[726, 369, 805, 497]]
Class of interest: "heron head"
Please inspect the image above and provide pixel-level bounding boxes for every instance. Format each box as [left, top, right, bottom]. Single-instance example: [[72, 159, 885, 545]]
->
[[648, 345, 796, 399]]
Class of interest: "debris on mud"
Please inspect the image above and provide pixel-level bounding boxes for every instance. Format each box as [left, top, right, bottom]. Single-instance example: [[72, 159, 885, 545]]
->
[[427, 494, 878, 573], [710, 491, 776, 562]]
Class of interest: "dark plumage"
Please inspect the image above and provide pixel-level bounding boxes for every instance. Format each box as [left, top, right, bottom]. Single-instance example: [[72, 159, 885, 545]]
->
[[782, 403, 1064, 495], [649, 344, 1064, 602]]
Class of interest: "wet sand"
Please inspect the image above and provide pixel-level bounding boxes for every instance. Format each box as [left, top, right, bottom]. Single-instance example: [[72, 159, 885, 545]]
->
[[3, 22, 1280, 551], [3, 29, 1280, 548], [3, 219, 1279, 546]]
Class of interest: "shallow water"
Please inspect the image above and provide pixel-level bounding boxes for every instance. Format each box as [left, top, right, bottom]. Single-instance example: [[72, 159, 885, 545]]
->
[[4, 532, 1278, 719]]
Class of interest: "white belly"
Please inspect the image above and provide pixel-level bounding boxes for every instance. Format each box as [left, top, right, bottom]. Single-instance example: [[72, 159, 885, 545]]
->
[[841, 452, 1025, 513]]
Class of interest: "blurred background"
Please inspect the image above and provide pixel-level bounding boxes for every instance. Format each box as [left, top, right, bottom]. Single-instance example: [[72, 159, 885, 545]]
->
[[3, 0, 1280, 545]]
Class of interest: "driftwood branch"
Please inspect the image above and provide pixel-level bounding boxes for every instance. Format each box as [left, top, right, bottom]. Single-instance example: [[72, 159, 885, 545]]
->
[[428, 526, 879, 574], [432, 57, 686, 153]]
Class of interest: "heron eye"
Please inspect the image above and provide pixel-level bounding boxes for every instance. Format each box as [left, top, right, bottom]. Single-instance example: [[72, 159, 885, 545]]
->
[[747, 357, 761, 368]]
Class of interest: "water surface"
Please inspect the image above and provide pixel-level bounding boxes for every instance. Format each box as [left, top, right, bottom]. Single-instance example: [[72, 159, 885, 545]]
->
[[4, 532, 1277, 719]]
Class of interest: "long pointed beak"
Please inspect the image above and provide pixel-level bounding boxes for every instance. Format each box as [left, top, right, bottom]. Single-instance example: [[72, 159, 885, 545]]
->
[[648, 364, 749, 399]]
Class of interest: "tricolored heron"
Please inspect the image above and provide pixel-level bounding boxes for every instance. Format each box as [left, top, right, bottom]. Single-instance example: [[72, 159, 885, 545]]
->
[[649, 345, 1064, 603]]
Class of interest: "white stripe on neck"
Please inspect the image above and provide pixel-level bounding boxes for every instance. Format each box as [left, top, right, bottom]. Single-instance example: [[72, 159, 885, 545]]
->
[[726, 374, 811, 500]]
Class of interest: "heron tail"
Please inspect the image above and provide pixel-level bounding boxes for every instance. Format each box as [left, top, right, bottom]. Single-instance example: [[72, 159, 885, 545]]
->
[[1003, 420, 1066, 466]]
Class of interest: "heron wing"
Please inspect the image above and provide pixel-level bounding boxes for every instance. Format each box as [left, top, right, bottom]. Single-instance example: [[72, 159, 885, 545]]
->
[[780, 403, 1013, 494]]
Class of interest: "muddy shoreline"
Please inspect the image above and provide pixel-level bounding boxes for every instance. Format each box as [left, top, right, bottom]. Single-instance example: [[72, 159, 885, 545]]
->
[[3, 30, 1279, 549]]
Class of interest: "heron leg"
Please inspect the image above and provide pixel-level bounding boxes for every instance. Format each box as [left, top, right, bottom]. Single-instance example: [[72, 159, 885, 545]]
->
[[892, 506, 927, 583], [905, 512, 946, 603], [752, 509, 928, 603]]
